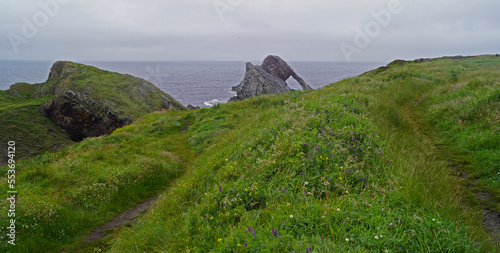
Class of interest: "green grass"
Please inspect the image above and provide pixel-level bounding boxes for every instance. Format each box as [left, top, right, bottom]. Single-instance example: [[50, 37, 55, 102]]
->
[[1, 55, 499, 252], [0, 83, 74, 163], [0, 110, 194, 252]]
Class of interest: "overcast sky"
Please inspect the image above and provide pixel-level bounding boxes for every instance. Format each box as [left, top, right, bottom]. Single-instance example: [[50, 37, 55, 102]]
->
[[1, 0, 498, 62]]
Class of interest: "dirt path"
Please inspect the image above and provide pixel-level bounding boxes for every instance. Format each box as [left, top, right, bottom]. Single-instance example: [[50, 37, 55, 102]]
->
[[82, 196, 159, 243]]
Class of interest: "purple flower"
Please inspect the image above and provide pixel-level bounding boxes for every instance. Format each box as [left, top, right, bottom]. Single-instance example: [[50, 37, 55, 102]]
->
[[272, 228, 275, 235], [328, 178, 331, 182], [318, 146, 321, 151], [304, 143, 308, 147], [346, 212, 349, 216], [244, 242, 247, 247], [253, 229, 256, 237], [307, 247, 312, 253], [279, 187, 282, 191], [322, 237, 324, 244], [248, 226, 252, 232], [219, 185, 222, 192], [284, 188, 287, 193]]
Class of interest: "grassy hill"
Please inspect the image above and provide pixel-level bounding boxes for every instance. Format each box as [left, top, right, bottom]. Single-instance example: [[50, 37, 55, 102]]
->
[[1, 55, 498, 252], [0, 61, 185, 164]]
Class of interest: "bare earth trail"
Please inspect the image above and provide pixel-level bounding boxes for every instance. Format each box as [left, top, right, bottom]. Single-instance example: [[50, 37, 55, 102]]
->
[[82, 119, 194, 244], [82, 196, 159, 243]]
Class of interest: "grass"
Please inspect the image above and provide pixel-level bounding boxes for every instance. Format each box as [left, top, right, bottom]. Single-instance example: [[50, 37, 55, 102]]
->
[[0, 82, 74, 163], [1, 55, 499, 252], [0, 110, 194, 252]]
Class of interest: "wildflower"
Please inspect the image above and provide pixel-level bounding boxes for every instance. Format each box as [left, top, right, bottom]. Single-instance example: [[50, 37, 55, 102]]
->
[[225, 158, 228, 162], [245, 188, 248, 192], [345, 238, 349, 242], [374, 236, 379, 240], [210, 216, 214, 220], [304, 181, 309, 186], [244, 242, 247, 247], [287, 203, 291, 207], [219, 185, 222, 192], [253, 229, 256, 237], [337, 208, 340, 211], [307, 247, 312, 253], [248, 226, 252, 232], [217, 238, 222, 242], [237, 243, 241, 247], [249, 148, 251, 151], [284, 188, 287, 193], [290, 215, 294, 218]]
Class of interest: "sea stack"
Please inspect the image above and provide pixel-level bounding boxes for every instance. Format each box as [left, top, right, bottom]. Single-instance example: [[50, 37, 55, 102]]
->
[[230, 55, 312, 101]]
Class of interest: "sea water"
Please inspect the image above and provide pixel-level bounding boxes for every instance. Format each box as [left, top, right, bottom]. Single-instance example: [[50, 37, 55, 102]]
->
[[0, 61, 384, 108]]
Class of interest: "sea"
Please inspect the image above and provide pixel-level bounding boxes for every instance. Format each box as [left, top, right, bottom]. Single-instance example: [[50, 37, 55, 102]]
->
[[0, 61, 384, 108]]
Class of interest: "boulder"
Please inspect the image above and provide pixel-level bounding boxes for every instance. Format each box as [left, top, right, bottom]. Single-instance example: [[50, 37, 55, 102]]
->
[[231, 55, 312, 100]]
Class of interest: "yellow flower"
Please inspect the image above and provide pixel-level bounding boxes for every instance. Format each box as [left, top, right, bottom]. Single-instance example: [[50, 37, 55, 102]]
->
[[249, 148, 252, 151], [217, 238, 222, 242], [210, 216, 214, 220], [204, 193, 208, 196], [225, 158, 229, 162], [237, 243, 242, 247], [245, 188, 248, 192]]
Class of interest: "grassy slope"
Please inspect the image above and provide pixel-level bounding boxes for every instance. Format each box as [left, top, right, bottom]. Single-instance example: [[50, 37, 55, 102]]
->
[[1, 55, 498, 252], [108, 56, 498, 252], [0, 110, 194, 252], [0, 83, 74, 163]]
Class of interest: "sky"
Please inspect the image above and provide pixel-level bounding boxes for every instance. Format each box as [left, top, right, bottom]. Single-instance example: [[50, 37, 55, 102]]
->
[[0, 0, 499, 63]]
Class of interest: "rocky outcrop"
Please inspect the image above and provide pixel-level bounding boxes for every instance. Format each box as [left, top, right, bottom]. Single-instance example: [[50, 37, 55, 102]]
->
[[231, 55, 312, 100], [261, 55, 312, 90], [41, 61, 186, 141]]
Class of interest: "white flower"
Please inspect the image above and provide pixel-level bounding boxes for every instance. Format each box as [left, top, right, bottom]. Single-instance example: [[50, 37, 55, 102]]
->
[[345, 238, 349, 242], [287, 203, 291, 207], [337, 208, 340, 211], [290, 215, 294, 218], [374, 236, 379, 240], [304, 181, 309, 185], [432, 218, 435, 221]]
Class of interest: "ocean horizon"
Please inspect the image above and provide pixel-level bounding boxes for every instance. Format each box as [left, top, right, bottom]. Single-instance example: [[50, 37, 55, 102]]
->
[[0, 60, 385, 108]]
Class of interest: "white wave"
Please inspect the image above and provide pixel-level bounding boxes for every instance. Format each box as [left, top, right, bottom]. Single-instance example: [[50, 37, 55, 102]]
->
[[204, 99, 226, 107]]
